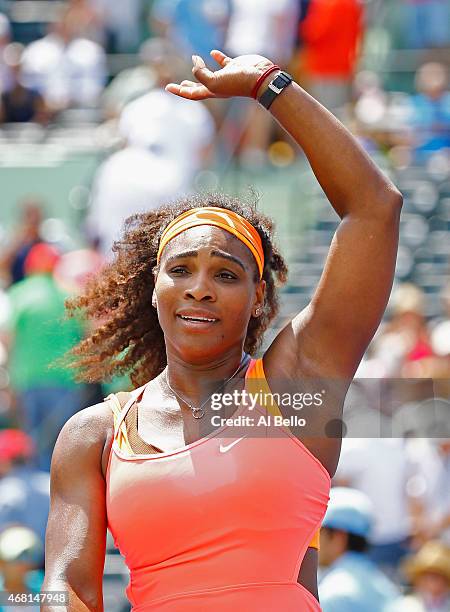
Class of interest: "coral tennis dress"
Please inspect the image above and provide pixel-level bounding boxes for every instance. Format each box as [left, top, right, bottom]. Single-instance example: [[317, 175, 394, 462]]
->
[[106, 358, 331, 611]]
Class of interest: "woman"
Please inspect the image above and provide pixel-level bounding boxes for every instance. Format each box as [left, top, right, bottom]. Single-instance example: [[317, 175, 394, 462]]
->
[[42, 51, 402, 611]]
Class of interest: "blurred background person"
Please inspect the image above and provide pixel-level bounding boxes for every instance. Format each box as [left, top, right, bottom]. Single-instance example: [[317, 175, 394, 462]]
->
[[407, 63, 450, 163], [0, 429, 49, 558], [225, 0, 298, 65], [223, 0, 300, 166], [370, 284, 435, 378], [0, 243, 84, 471], [0, 200, 44, 287], [388, 540, 450, 611], [0, 526, 44, 608], [319, 487, 400, 611], [406, 438, 450, 548], [0, 44, 47, 125], [91, 0, 144, 53], [151, 0, 231, 61], [87, 39, 215, 255], [101, 37, 160, 119], [63, 0, 105, 46], [299, 0, 365, 114], [334, 438, 416, 576], [20, 8, 107, 112]]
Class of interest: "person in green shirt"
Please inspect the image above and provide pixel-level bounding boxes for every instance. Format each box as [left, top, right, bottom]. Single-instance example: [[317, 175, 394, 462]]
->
[[1, 243, 84, 471]]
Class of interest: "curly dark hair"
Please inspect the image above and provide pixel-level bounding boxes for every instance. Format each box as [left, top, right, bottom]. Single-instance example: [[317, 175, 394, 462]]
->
[[66, 192, 288, 387]]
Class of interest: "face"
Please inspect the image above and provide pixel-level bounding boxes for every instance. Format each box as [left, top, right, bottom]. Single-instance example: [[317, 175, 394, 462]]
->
[[415, 571, 449, 599], [154, 226, 265, 364], [319, 528, 347, 567]]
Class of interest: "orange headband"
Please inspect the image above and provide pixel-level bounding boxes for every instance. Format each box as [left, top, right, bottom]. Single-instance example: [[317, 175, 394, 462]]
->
[[156, 207, 264, 279]]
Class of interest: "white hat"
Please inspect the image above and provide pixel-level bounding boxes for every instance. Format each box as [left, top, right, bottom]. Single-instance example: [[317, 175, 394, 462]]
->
[[431, 320, 450, 356], [0, 526, 43, 563], [322, 487, 374, 538]]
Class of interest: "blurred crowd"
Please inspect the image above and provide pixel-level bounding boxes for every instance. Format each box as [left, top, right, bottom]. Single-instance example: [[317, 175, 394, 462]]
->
[[0, 1, 449, 611]]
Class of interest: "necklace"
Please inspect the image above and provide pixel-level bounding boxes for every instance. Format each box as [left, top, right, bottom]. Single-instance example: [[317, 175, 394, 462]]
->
[[164, 353, 249, 419]]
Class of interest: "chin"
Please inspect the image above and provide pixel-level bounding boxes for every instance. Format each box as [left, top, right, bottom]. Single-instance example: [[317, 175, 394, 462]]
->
[[174, 338, 232, 365]]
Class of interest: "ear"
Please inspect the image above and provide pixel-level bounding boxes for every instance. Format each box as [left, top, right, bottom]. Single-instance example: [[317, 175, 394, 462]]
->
[[252, 279, 266, 317]]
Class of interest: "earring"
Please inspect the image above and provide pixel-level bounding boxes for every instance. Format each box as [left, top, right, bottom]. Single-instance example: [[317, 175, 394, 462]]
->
[[254, 307, 261, 317], [152, 294, 157, 309]]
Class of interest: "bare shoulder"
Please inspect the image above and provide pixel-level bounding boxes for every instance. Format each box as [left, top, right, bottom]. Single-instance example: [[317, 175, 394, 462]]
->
[[52, 400, 115, 479], [56, 401, 113, 447]]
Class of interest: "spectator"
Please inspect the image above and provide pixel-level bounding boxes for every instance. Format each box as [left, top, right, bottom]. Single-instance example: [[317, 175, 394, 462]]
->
[[334, 438, 416, 576], [402, 0, 450, 49], [101, 37, 182, 119], [299, 0, 365, 112], [0, 243, 84, 471], [21, 10, 107, 111], [90, 0, 144, 53], [88, 40, 215, 254], [388, 540, 450, 611], [0, 430, 49, 552], [226, 0, 299, 66], [64, 0, 105, 46], [371, 284, 435, 378], [0, 526, 44, 611], [406, 438, 450, 547], [0, 44, 47, 125], [152, 0, 231, 60], [0, 200, 44, 287], [319, 487, 400, 611], [407, 63, 450, 162], [224, 0, 300, 165]]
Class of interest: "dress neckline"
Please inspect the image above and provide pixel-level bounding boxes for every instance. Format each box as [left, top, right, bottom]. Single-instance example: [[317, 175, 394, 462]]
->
[[113, 357, 256, 461]]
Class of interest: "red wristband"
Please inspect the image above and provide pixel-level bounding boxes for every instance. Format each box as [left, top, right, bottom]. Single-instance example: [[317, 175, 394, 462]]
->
[[251, 65, 281, 100]]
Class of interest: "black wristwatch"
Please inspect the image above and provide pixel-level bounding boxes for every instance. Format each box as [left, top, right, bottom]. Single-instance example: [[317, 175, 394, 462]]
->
[[258, 70, 293, 110]]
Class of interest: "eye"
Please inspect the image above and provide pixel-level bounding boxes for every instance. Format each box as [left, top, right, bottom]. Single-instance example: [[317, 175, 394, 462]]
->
[[169, 266, 189, 275], [217, 271, 237, 281]]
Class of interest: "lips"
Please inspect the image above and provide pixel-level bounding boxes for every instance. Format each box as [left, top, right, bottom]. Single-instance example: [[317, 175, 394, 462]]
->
[[176, 310, 219, 324]]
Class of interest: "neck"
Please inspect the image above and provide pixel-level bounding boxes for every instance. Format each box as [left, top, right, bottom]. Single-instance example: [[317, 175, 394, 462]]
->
[[163, 348, 248, 404]]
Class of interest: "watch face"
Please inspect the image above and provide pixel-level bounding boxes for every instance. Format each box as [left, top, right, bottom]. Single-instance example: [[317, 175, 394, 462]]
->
[[279, 72, 292, 84]]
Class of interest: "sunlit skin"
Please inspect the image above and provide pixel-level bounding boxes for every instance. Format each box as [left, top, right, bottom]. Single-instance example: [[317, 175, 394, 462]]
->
[[415, 572, 449, 600], [153, 225, 265, 401], [318, 528, 347, 568], [42, 49, 402, 610]]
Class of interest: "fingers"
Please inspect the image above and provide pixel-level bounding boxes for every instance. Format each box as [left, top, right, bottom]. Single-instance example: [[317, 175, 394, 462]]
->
[[191, 55, 215, 86], [210, 49, 232, 67], [165, 82, 214, 101]]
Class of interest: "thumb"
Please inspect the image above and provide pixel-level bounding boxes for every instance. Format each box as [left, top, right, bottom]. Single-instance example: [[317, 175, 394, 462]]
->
[[192, 55, 215, 86]]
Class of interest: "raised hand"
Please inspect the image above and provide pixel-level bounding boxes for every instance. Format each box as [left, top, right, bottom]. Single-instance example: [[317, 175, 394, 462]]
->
[[165, 50, 274, 101]]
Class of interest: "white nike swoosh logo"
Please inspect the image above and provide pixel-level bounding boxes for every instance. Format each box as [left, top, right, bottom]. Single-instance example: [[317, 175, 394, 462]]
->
[[219, 437, 246, 453]]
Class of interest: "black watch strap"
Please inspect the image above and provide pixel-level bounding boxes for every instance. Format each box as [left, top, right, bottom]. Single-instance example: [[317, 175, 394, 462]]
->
[[258, 70, 293, 110]]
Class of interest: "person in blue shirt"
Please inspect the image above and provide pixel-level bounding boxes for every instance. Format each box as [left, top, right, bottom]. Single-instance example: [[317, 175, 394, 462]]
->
[[408, 62, 450, 162], [151, 0, 231, 60], [319, 487, 400, 611]]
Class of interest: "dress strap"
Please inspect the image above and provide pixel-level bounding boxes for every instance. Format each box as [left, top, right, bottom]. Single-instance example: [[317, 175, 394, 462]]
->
[[105, 383, 149, 455], [245, 357, 283, 418], [125, 402, 164, 455]]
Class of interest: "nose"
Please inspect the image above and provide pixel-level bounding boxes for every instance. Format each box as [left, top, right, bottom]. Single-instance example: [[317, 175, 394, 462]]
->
[[184, 272, 216, 302]]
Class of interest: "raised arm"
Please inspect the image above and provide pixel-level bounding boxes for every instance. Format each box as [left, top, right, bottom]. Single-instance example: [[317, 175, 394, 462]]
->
[[166, 51, 402, 381], [256, 61, 402, 380], [42, 404, 112, 612]]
